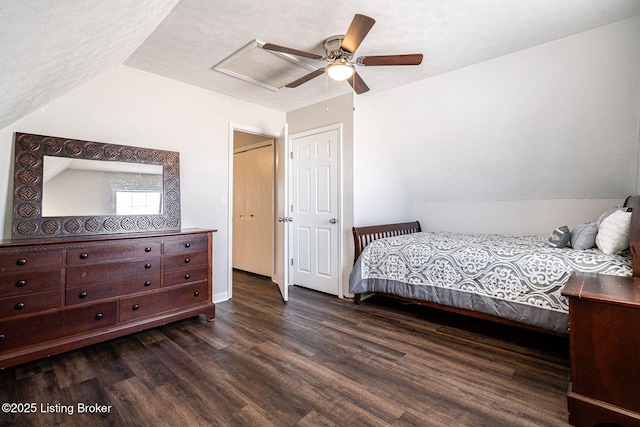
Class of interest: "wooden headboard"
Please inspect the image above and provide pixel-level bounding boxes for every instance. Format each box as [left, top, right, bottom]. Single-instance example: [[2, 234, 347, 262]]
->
[[352, 221, 421, 265]]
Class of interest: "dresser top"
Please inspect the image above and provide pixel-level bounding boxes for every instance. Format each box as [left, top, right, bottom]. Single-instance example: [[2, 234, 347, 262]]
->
[[0, 228, 216, 248]]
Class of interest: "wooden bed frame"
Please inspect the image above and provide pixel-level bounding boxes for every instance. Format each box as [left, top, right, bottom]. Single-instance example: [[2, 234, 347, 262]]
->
[[352, 197, 640, 336]]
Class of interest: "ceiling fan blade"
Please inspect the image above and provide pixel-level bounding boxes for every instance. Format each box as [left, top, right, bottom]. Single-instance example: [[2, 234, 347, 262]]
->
[[357, 54, 423, 66], [347, 72, 370, 94], [340, 14, 375, 54], [262, 43, 324, 60], [285, 68, 326, 88]]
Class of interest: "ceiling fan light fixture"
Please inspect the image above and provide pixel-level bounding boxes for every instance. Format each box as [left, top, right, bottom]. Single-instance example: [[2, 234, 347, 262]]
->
[[264, 13, 422, 94], [326, 62, 355, 81]]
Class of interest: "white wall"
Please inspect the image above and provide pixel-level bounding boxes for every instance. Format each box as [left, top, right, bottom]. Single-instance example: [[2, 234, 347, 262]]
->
[[0, 65, 285, 301], [352, 96, 414, 226], [286, 93, 355, 295], [414, 198, 626, 236], [353, 16, 640, 235]]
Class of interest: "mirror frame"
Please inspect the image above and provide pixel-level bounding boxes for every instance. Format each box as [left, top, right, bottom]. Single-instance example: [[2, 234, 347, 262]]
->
[[12, 132, 181, 239]]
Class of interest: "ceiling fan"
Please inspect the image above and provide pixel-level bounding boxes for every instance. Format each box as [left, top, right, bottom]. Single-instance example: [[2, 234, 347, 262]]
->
[[263, 14, 423, 94]]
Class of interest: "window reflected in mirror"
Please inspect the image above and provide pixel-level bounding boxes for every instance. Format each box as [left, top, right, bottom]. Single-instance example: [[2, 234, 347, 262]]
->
[[115, 191, 162, 215]]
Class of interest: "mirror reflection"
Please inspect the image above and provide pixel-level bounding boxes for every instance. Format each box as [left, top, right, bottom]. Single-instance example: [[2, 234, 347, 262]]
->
[[42, 156, 163, 217]]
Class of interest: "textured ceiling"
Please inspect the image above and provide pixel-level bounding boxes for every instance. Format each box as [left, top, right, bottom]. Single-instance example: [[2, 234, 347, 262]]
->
[[124, 0, 640, 111], [0, 0, 180, 130], [2, 0, 640, 131]]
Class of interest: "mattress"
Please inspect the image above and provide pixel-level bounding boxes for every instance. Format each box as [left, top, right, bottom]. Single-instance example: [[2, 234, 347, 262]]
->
[[349, 231, 632, 333]]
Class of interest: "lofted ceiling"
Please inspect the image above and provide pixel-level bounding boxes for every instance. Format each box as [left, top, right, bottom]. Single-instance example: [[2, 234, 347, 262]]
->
[[2, 0, 640, 131]]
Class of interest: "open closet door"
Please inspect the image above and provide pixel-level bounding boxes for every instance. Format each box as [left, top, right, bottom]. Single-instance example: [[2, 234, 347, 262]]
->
[[274, 124, 289, 301]]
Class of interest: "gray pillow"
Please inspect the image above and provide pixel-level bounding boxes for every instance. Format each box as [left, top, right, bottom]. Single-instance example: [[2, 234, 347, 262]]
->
[[570, 222, 598, 250], [549, 226, 570, 248]]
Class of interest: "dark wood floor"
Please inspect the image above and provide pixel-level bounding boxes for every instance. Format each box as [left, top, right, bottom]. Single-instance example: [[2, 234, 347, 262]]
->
[[0, 271, 570, 426]]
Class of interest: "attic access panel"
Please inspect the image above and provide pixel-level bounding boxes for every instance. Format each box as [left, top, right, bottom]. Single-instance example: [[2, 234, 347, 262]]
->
[[213, 40, 318, 91]]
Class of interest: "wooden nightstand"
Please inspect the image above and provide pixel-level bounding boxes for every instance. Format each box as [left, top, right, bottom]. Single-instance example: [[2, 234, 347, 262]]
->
[[562, 271, 640, 427]]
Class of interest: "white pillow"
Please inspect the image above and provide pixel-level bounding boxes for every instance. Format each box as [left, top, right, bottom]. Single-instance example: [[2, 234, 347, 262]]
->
[[595, 210, 632, 255]]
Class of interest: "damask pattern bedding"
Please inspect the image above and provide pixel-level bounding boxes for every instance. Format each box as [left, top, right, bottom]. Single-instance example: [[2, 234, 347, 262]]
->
[[349, 231, 632, 333]]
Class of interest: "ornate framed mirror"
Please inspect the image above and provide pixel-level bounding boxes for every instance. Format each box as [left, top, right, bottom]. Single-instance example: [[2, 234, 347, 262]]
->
[[12, 132, 181, 239]]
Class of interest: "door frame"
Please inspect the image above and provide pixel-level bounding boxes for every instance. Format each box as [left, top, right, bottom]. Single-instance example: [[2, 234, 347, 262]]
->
[[288, 123, 344, 298], [227, 123, 279, 299], [227, 122, 344, 300]]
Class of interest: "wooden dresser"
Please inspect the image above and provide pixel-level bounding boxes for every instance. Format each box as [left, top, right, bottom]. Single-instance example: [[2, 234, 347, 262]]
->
[[562, 271, 640, 427], [0, 229, 215, 368]]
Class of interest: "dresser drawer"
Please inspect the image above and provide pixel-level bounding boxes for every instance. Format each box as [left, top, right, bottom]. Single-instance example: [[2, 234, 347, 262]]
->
[[119, 281, 208, 322], [0, 301, 117, 353], [163, 251, 209, 271], [0, 289, 61, 319], [66, 257, 161, 287], [164, 266, 208, 287], [0, 270, 62, 297], [0, 250, 62, 273], [163, 234, 209, 255], [66, 241, 161, 266], [65, 272, 162, 306]]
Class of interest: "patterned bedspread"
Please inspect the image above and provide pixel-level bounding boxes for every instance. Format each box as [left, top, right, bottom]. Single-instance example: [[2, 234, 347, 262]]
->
[[349, 231, 632, 332]]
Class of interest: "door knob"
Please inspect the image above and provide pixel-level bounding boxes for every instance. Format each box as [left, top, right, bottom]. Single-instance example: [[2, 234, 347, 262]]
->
[[329, 218, 337, 224], [277, 217, 285, 222]]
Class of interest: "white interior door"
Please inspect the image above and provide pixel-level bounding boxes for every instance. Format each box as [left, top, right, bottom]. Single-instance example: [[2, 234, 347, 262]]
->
[[274, 124, 289, 301], [290, 126, 340, 296]]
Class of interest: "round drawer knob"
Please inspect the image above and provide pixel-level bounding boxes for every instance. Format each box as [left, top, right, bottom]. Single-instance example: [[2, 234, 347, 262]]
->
[[79, 253, 89, 259], [79, 291, 88, 299], [184, 274, 191, 280], [145, 247, 152, 252], [95, 313, 103, 320], [14, 302, 25, 310], [194, 291, 200, 297], [0, 334, 5, 341], [132, 304, 140, 311], [16, 259, 27, 266], [184, 258, 190, 264], [144, 263, 152, 269], [185, 243, 191, 248], [15, 280, 27, 288], [144, 281, 152, 287]]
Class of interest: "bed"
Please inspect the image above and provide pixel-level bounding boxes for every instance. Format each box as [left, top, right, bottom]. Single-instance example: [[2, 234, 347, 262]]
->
[[349, 196, 640, 335]]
